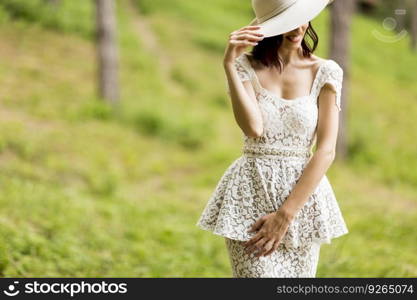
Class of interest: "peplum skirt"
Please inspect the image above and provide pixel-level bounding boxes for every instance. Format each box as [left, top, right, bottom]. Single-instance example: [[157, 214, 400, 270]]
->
[[196, 147, 349, 250]]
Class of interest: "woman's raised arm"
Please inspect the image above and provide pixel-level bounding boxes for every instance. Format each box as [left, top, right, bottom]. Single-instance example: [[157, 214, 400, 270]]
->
[[223, 26, 265, 138]]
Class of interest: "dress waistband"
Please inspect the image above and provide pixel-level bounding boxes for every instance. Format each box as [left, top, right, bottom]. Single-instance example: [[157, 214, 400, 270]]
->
[[242, 145, 312, 159]]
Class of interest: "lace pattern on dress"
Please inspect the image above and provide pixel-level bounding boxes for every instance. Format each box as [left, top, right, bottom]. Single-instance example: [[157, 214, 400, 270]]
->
[[227, 53, 344, 112], [197, 52, 349, 250], [310, 59, 344, 111], [225, 53, 252, 95], [224, 238, 321, 278], [235, 54, 252, 82]]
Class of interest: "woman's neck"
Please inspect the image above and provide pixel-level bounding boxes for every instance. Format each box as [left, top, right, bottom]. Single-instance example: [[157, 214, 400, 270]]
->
[[278, 45, 303, 65]]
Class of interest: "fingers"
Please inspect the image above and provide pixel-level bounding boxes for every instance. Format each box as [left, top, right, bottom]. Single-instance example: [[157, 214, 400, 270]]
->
[[230, 30, 264, 37], [255, 239, 274, 257], [244, 227, 287, 257], [243, 214, 289, 257], [231, 25, 262, 35], [248, 216, 266, 233], [239, 25, 263, 33], [228, 27, 264, 49], [261, 230, 285, 257], [230, 31, 264, 42], [243, 232, 264, 254], [231, 30, 264, 37], [244, 231, 263, 247], [247, 237, 268, 256], [228, 35, 263, 47], [262, 240, 280, 257], [229, 40, 258, 47], [233, 33, 264, 43], [258, 239, 275, 257]]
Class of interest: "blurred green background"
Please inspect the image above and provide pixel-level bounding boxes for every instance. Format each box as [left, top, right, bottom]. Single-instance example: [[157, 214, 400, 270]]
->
[[0, 0, 416, 277]]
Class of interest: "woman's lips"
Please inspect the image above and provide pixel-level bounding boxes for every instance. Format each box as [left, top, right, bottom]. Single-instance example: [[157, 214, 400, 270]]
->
[[286, 35, 302, 43]]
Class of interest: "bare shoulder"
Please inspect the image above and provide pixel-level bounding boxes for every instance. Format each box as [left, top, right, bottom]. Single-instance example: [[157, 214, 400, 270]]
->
[[309, 54, 328, 70], [311, 55, 344, 78], [243, 52, 340, 74]]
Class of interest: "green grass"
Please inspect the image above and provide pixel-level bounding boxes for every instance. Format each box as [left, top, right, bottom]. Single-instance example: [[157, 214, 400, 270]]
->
[[0, 0, 93, 38], [0, 0, 416, 277]]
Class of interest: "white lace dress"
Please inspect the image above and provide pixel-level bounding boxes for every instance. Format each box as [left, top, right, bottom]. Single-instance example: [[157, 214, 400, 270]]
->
[[196, 52, 349, 277]]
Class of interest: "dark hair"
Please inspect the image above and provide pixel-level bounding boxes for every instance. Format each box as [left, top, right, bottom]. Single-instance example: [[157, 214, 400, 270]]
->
[[249, 21, 319, 72]]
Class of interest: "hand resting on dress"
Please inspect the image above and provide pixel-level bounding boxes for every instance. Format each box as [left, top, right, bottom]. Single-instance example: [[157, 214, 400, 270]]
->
[[243, 208, 295, 257]]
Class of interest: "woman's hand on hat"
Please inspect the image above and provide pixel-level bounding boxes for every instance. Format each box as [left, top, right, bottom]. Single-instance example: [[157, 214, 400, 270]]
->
[[243, 209, 293, 257], [223, 26, 264, 66]]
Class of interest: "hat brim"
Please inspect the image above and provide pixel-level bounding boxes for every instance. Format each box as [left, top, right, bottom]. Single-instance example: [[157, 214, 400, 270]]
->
[[249, 0, 333, 37]]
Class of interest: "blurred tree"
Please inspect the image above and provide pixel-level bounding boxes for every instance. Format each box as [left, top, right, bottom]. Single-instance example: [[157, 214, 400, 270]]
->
[[96, 0, 120, 104], [373, 0, 413, 34], [329, 0, 357, 160], [45, 0, 60, 5], [411, 0, 417, 50], [395, 0, 407, 31], [358, 0, 379, 14]]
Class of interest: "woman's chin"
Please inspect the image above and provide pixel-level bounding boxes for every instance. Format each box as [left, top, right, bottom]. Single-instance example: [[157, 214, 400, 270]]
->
[[285, 36, 302, 43]]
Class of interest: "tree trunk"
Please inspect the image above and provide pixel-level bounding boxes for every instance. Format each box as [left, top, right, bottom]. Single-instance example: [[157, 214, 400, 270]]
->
[[329, 0, 357, 161], [411, 0, 417, 51], [358, 0, 379, 14], [96, 0, 120, 104], [395, 0, 407, 32]]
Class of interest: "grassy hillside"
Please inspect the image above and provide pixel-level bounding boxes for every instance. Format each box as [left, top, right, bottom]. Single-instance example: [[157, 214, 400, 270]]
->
[[0, 0, 416, 277]]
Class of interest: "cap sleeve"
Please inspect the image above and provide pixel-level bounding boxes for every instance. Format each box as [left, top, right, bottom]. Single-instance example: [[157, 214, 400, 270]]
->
[[226, 53, 252, 94], [317, 60, 344, 111]]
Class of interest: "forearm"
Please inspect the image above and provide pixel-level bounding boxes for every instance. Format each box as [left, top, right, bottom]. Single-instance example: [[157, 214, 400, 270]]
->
[[280, 148, 335, 218], [224, 63, 263, 136]]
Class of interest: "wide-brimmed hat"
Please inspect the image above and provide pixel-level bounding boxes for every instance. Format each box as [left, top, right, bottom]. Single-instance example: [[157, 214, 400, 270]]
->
[[249, 0, 334, 37]]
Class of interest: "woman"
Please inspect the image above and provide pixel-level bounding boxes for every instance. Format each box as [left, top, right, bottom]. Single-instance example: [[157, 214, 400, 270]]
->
[[196, 0, 349, 278]]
